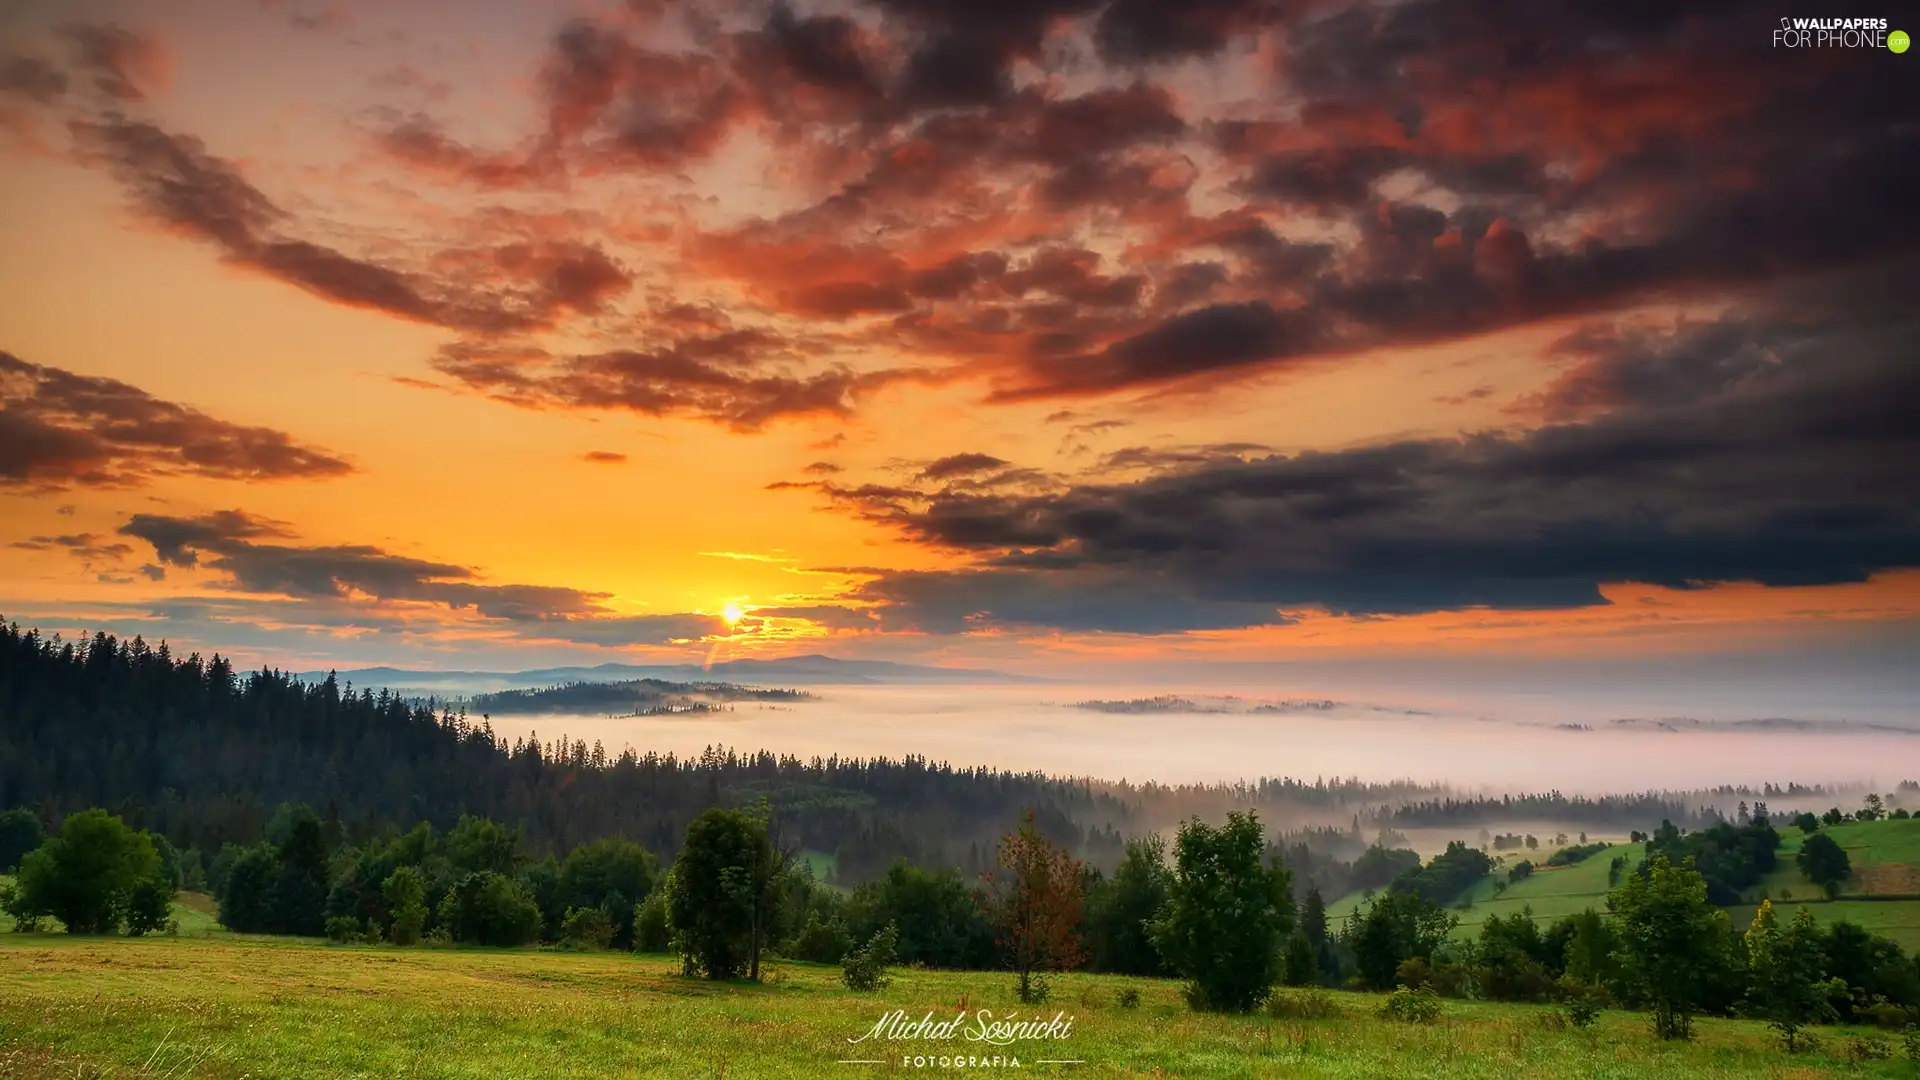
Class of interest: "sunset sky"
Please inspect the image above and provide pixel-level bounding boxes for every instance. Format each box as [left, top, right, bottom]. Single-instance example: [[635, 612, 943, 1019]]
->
[[0, 0, 1915, 679]]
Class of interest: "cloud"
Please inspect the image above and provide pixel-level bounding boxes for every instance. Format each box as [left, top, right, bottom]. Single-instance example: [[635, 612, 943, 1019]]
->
[[59, 24, 170, 102], [917, 452, 1008, 481], [429, 337, 927, 431], [0, 351, 352, 490], [9, 532, 134, 565], [581, 450, 629, 464], [784, 272, 1920, 627], [70, 117, 631, 336]]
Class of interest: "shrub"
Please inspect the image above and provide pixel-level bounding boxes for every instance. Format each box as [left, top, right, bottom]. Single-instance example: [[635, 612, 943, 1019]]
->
[[1565, 997, 1600, 1029], [1395, 956, 1432, 990], [842, 922, 899, 992], [1902, 1024, 1919, 1062], [1842, 1035, 1892, 1062], [1859, 1002, 1916, 1030], [1116, 987, 1141, 1010], [325, 915, 362, 943], [1267, 989, 1341, 1021], [1380, 986, 1443, 1024], [560, 906, 616, 951], [124, 877, 174, 937], [632, 891, 671, 953]]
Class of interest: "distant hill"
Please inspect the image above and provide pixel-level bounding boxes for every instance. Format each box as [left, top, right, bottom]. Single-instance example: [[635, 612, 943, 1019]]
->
[[294, 653, 1049, 693]]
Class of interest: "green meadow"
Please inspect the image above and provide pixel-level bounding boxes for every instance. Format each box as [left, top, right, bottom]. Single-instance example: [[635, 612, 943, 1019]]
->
[[3, 932, 1917, 1080], [1324, 820, 1920, 951]]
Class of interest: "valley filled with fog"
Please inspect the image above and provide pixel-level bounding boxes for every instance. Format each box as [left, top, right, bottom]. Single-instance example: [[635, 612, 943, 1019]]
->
[[471, 682, 1919, 794]]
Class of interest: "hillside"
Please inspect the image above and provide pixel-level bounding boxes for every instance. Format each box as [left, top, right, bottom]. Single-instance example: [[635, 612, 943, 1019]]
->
[[1325, 820, 1920, 951], [4, 933, 1910, 1080], [1729, 818, 1920, 950]]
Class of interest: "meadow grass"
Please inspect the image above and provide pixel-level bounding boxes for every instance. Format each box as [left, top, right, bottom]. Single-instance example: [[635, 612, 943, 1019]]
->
[[1324, 820, 1920, 950], [3, 933, 1915, 1079]]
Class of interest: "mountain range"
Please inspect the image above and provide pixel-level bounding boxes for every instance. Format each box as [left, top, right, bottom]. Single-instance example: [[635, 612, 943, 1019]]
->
[[294, 653, 1046, 694]]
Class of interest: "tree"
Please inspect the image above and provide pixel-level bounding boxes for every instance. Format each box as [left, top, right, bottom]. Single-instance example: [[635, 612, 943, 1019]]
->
[[667, 807, 774, 980], [1348, 891, 1455, 990], [1300, 884, 1336, 984], [445, 815, 521, 876], [13, 809, 159, 934], [1796, 833, 1851, 898], [0, 808, 44, 872], [1282, 928, 1317, 986], [1792, 812, 1820, 835], [1149, 811, 1293, 1012], [382, 866, 427, 946], [1745, 901, 1832, 1051], [1608, 856, 1732, 1040], [124, 875, 175, 936], [557, 837, 658, 949], [1085, 834, 1172, 976], [980, 811, 1086, 1003], [437, 871, 542, 946]]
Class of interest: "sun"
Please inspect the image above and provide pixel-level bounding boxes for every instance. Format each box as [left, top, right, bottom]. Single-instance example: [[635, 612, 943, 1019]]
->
[[721, 602, 746, 626]]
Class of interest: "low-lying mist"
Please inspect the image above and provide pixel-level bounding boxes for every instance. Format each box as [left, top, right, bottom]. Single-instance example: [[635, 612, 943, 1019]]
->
[[470, 682, 1918, 794]]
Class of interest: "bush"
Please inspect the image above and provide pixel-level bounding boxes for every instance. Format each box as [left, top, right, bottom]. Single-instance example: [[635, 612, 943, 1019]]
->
[[124, 877, 174, 936], [1842, 1034, 1893, 1062], [1380, 985, 1443, 1024], [1395, 956, 1432, 990], [1116, 987, 1141, 1009], [842, 922, 899, 992], [1266, 989, 1341, 1020], [1902, 1024, 1920, 1062], [1859, 1002, 1916, 1030], [325, 915, 362, 943], [560, 906, 616, 951], [633, 891, 672, 953], [1565, 997, 1600, 1029]]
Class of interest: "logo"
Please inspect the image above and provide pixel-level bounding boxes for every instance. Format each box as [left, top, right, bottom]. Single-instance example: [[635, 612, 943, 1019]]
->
[[838, 1010, 1084, 1070], [1772, 16, 1901, 49]]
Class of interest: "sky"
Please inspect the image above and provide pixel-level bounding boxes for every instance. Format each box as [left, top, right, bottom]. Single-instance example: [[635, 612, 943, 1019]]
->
[[0, 0, 1915, 681]]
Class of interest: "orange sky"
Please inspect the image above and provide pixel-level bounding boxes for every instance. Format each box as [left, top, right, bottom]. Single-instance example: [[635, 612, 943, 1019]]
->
[[0, 0, 1914, 676]]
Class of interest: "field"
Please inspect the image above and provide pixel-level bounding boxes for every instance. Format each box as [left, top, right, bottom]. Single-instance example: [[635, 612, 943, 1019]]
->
[[4, 933, 1917, 1079], [1324, 820, 1920, 951]]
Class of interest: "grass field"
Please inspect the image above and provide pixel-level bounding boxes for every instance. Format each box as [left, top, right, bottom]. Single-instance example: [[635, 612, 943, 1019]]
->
[[4, 933, 1917, 1079], [1755, 819, 1920, 902], [1324, 820, 1920, 950]]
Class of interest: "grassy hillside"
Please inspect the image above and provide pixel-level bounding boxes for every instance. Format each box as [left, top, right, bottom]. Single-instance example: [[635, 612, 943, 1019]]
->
[[3, 934, 1915, 1079], [1325, 820, 1920, 951], [1755, 818, 1920, 901], [1447, 845, 1628, 938]]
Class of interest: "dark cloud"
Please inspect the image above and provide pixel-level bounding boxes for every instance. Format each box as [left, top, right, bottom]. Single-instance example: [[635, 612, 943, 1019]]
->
[[118, 510, 615, 622], [0, 351, 353, 490], [582, 450, 628, 464], [0, 55, 68, 104], [430, 336, 920, 431], [918, 452, 1009, 481], [59, 24, 168, 102], [9, 533, 134, 565], [792, 274, 1920, 627], [71, 117, 630, 335], [1094, 0, 1284, 65]]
